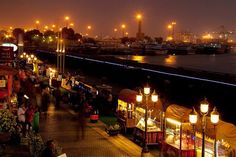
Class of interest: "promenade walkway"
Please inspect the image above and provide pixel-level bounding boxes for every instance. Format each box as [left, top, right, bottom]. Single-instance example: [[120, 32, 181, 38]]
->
[[40, 104, 151, 157]]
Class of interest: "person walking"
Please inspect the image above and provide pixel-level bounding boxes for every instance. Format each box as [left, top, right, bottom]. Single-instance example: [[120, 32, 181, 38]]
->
[[41, 87, 50, 117], [32, 106, 40, 134], [17, 103, 26, 137], [77, 102, 87, 140], [25, 104, 35, 134]]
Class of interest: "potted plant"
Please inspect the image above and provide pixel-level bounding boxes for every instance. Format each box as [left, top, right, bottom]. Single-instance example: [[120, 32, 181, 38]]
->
[[0, 109, 17, 144], [105, 123, 120, 136]]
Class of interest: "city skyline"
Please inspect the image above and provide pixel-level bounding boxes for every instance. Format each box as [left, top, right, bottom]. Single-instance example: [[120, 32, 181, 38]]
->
[[1, 0, 236, 37]]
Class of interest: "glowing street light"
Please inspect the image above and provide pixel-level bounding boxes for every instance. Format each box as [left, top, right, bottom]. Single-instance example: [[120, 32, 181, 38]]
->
[[35, 20, 40, 29], [87, 25, 92, 30], [189, 98, 220, 157], [70, 23, 74, 27], [136, 85, 158, 156], [136, 13, 143, 40], [114, 28, 118, 38], [121, 24, 126, 37], [65, 16, 70, 27]]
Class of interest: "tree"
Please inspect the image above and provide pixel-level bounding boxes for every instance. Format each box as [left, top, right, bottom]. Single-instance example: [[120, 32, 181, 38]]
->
[[74, 33, 83, 41], [24, 29, 43, 45], [44, 30, 55, 37], [62, 27, 75, 40]]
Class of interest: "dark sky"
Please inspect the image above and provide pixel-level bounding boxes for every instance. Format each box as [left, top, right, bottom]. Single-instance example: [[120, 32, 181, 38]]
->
[[1, 0, 236, 37]]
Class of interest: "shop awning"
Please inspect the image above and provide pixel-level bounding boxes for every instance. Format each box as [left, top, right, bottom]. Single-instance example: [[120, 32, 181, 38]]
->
[[118, 89, 138, 103], [0, 65, 18, 75], [165, 104, 192, 123]]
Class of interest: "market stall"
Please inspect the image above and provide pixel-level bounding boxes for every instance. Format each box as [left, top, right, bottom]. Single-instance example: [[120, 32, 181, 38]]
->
[[164, 104, 235, 157], [117, 89, 138, 133], [193, 118, 235, 157], [164, 104, 194, 157], [133, 97, 163, 145]]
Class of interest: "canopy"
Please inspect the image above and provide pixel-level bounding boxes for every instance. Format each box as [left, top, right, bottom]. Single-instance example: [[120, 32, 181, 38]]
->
[[165, 104, 192, 123], [118, 89, 138, 103]]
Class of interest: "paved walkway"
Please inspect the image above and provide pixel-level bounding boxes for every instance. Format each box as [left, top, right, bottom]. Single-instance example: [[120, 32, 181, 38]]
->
[[40, 104, 149, 157]]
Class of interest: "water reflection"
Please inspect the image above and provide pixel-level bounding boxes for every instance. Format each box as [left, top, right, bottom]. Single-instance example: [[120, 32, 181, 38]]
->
[[165, 55, 177, 66], [131, 55, 145, 63]]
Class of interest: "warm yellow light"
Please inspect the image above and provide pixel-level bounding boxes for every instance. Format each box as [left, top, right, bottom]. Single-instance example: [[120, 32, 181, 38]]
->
[[23, 52, 26, 55], [211, 107, 219, 124], [144, 86, 150, 95], [151, 92, 158, 102], [136, 94, 143, 102], [125, 32, 128, 36], [166, 36, 173, 41], [202, 33, 213, 40], [9, 26, 13, 30], [34, 57, 37, 61], [5, 35, 9, 38], [172, 21, 176, 25], [44, 25, 48, 29], [30, 54, 34, 58], [65, 16, 70, 21], [114, 28, 118, 32], [87, 25, 92, 30], [136, 14, 142, 20], [20, 55, 23, 58], [70, 23, 74, 27], [52, 24, 56, 28], [200, 98, 209, 114], [168, 24, 172, 29], [166, 118, 181, 126], [121, 24, 126, 29], [35, 20, 40, 24], [189, 108, 198, 124]]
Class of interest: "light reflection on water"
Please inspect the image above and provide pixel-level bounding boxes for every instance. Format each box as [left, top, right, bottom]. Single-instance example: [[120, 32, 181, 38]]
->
[[114, 53, 236, 75]]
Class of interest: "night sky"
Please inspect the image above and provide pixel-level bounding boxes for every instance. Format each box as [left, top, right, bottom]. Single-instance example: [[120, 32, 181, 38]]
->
[[1, 0, 236, 37]]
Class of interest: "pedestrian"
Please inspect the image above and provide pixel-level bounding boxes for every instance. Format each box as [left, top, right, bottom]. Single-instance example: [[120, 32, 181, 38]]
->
[[41, 86, 50, 117], [32, 106, 40, 134], [77, 102, 87, 140], [17, 103, 26, 137], [25, 104, 35, 134]]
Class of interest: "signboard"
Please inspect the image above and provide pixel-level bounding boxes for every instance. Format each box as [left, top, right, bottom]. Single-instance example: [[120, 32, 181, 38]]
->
[[0, 46, 14, 62], [0, 80, 6, 87]]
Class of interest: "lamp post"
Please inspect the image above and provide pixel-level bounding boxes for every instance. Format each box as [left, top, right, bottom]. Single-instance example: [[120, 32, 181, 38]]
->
[[35, 20, 40, 30], [189, 108, 198, 157], [211, 107, 219, 157], [136, 13, 143, 40], [189, 98, 220, 157], [65, 16, 70, 28], [121, 24, 126, 38], [114, 28, 118, 38], [171, 22, 176, 41], [136, 85, 158, 157]]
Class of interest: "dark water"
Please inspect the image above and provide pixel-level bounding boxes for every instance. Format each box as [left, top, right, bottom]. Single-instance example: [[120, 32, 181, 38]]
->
[[37, 52, 236, 125], [115, 53, 236, 75]]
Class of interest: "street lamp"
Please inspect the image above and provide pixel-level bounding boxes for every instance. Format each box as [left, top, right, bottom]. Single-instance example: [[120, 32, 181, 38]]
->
[[64, 16, 70, 28], [189, 108, 198, 157], [114, 28, 118, 38], [121, 24, 126, 38], [136, 13, 143, 40], [35, 20, 40, 29], [189, 98, 220, 157], [171, 21, 176, 41], [136, 85, 158, 157]]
